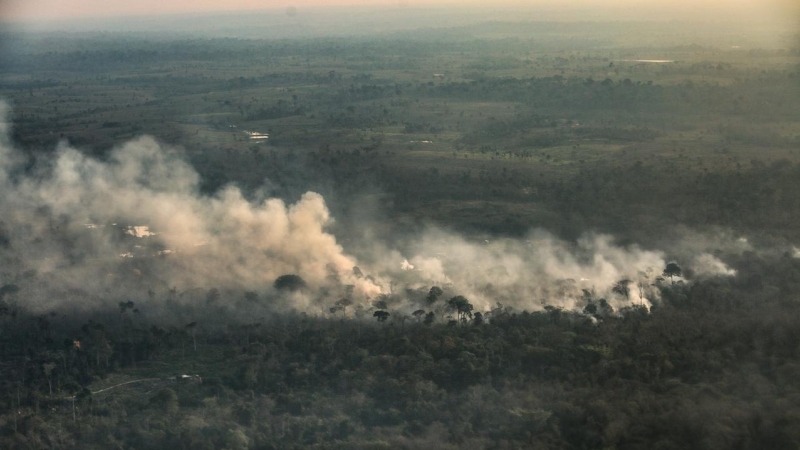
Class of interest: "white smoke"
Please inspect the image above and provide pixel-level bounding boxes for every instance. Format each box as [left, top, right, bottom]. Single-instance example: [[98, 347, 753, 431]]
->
[[0, 101, 739, 316], [373, 229, 667, 312], [692, 253, 737, 277], [0, 104, 380, 313]]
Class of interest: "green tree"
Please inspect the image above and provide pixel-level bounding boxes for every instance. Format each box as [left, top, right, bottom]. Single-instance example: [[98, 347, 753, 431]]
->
[[149, 388, 178, 414]]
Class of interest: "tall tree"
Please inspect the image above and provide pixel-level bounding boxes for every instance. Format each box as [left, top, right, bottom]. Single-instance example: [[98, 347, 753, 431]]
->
[[447, 296, 474, 324], [663, 262, 682, 284]]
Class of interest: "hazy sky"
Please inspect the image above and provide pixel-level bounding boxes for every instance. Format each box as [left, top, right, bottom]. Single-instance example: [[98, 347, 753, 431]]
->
[[1, 0, 797, 22]]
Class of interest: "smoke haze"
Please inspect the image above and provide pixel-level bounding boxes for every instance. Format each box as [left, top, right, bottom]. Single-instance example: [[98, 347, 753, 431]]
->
[[2, 1, 795, 44], [1, 0, 794, 21], [0, 101, 747, 319], [0, 103, 381, 313]]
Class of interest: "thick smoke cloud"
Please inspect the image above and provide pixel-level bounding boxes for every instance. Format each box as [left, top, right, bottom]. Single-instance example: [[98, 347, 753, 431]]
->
[[0, 102, 739, 317], [0, 103, 379, 313], [360, 231, 665, 311]]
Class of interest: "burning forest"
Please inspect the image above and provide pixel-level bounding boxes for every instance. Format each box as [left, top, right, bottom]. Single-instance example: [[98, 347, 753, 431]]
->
[[0, 101, 745, 324], [1, 4, 800, 447]]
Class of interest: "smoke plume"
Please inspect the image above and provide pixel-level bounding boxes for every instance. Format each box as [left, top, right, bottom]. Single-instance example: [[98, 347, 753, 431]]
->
[[0, 102, 740, 317], [0, 104, 381, 314]]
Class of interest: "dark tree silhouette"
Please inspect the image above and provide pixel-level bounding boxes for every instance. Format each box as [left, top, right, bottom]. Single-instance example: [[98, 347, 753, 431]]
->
[[447, 296, 474, 323], [663, 262, 682, 284], [426, 286, 444, 304], [336, 298, 353, 316], [373, 310, 390, 323], [598, 299, 614, 316], [274, 274, 308, 292], [612, 280, 631, 298]]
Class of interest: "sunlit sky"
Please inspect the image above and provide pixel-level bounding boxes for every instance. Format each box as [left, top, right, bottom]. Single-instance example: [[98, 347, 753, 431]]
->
[[0, 0, 797, 22]]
